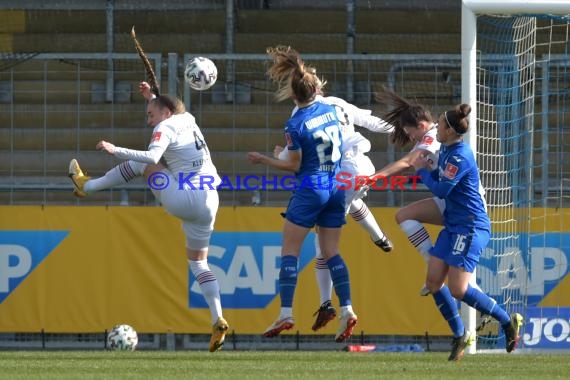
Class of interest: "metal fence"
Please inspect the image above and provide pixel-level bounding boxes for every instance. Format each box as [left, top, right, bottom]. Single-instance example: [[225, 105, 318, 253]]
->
[[3, 52, 567, 208], [0, 52, 468, 206]]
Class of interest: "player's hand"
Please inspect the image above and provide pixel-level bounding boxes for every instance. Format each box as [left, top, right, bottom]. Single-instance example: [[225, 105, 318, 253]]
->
[[362, 175, 376, 187], [96, 140, 116, 155], [138, 81, 154, 101], [273, 145, 284, 158], [247, 152, 265, 164], [410, 154, 429, 171], [352, 183, 369, 200]]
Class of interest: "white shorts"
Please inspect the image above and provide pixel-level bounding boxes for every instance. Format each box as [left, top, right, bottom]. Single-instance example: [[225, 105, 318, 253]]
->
[[432, 196, 446, 214], [341, 152, 375, 208], [151, 169, 219, 250]]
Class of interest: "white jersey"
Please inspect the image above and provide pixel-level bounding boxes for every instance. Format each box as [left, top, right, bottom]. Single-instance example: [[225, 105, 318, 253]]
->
[[287, 95, 394, 207], [114, 112, 221, 186], [291, 95, 394, 154], [411, 125, 440, 171], [114, 111, 219, 250]]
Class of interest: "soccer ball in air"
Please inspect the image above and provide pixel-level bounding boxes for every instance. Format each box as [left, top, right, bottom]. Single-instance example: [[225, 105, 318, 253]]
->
[[184, 57, 218, 91], [107, 324, 138, 351]]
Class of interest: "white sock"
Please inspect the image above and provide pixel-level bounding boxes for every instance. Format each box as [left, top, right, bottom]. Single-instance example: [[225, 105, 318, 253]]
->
[[399, 220, 432, 262], [84, 160, 146, 193], [340, 304, 354, 315], [279, 307, 293, 319], [349, 199, 386, 241], [314, 236, 333, 304], [189, 259, 222, 324], [315, 256, 333, 305]]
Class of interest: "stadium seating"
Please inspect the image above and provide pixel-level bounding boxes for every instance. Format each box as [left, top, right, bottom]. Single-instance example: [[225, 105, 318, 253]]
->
[[0, 1, 461, 205]]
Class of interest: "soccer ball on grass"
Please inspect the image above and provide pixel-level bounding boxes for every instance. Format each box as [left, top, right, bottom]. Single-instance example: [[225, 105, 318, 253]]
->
[[107, 324, 138, 351], [184, 57, 218, 91]]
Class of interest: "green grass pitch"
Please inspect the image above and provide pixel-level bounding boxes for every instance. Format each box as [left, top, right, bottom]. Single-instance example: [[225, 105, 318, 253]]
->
[[0, 350, 569, 380]]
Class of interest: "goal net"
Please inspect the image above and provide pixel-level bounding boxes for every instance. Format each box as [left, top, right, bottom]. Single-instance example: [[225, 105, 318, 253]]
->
[[463, 1, 570, 352]]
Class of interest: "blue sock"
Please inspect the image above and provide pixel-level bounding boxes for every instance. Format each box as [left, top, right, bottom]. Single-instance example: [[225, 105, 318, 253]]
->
[[461, 284, 510, 325], [433, 285, 464, 338], [327, 254, 351, 307], [279, 255, 298, 308]]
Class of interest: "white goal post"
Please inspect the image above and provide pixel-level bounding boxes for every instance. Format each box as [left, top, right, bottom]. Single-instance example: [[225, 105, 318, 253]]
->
[[461, 0, 570, 354]]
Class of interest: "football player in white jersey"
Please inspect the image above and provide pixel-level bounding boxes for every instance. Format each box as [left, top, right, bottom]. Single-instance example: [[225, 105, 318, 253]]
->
[[68, 82, 229, 352], [366, 89, 443, 295], [279, 89, 396, 331], [366, 90, 488, 301]]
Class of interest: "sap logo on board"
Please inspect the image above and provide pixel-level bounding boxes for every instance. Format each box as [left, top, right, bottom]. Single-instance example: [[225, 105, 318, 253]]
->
[[477, 233, 570, 307], [523, 307, 570, 349], [188, 232, 315, 309], [0, 231, 69, 304]]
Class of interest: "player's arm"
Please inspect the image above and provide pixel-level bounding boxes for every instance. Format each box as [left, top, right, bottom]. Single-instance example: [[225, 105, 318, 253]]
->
[[112, 144, 166, 164], [330, 97, 395, 134], [416, 169, 453, 198], [274, 145, 286, 158], [247, 148, 301, 172], [353, 108, 395, 133], [371, 148, 429, 180], [97, 125, 170, 164], [413, 155, 466, 198], [248, 127, 302, 172], [139, 81, 156, 101]]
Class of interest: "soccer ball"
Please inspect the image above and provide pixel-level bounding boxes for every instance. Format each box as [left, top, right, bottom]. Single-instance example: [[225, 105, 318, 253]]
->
[[184, 57, 218, 91], [107, 324, 138, 351]]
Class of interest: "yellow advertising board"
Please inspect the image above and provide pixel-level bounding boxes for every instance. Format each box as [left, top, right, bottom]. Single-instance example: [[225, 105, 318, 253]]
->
[[0, 206, 568, 337]]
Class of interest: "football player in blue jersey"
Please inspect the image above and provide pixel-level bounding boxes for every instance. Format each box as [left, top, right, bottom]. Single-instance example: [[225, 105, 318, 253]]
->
[[247, 45, 357, 343], [410, 103, 523, 361], [276, 72, 395, 333]]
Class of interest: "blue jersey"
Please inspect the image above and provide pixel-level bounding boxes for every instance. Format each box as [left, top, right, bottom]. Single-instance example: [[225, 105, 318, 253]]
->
[[285, 102, 343, 186], [417, 141, 490, 232], [283, 101, 345, 228]]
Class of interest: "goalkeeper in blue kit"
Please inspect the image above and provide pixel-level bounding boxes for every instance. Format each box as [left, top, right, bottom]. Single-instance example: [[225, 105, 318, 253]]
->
[[410, 103, 523, 361]]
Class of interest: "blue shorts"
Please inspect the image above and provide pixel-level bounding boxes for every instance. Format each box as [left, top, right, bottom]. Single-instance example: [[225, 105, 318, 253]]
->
[[430, 227, 490, 273], [285, 186, 346, 228]]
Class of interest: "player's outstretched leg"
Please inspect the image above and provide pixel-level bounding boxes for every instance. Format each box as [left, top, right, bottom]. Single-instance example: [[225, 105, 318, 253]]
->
[[68, 159, 145, 198], [372, 236, 394, 252], [349, 199, 393, 253]]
